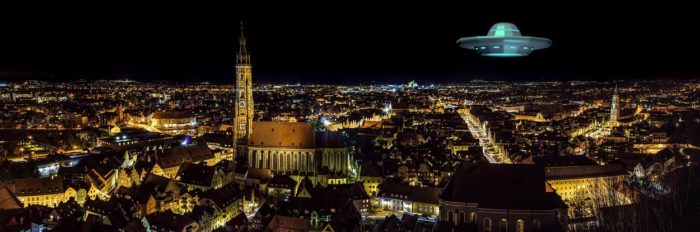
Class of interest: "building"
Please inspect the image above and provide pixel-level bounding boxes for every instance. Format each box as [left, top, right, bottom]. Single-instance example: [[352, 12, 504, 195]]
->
[[0, 186, 23, 210], [539, 157, 628, 202], [359, 161, 384, 197], [150, 111, 197, 136], [438, 163, 567, 232], [243, 122, 353, 177], [609, 86, 620, 127], [264, 215, 309, 232], [234, 22, 254, 145], [377, 182, 441, 217], [151, 144, 217, 179], [7, 176, 67, 207], [266, 174, 297, 200], [514, 111, 547, 122], [142, 210, 199, 232], [537, 156, 631, 226], [232, 26, 356, 183]]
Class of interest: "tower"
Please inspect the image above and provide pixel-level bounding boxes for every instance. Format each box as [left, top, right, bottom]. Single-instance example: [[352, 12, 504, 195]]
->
[[234, 22, 254, 145], [610, 85, 619, 127]]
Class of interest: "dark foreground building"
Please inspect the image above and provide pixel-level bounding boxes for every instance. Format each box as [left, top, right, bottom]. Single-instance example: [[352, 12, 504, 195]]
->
[[437, 163, 567, 232]]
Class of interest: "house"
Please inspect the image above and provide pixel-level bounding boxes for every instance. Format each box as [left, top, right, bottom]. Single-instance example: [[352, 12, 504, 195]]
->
[[377, 182, 441, 217], [200, 182, 244, 225], [265, 215, 309, 232], [142, 210, 199, 232], [151, 144, 216, 179], [266, 174, 297, 200], [7, 176, 66, 207], [176, 162, 228, 191]]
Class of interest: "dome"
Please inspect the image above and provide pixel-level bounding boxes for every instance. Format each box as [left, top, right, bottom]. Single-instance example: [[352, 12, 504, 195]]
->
[[486, 22, 522, 37]]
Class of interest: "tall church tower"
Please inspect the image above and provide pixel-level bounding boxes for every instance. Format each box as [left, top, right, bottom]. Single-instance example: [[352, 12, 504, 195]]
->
[[234, 22, 254, 145], [609, 85, 620, 127]]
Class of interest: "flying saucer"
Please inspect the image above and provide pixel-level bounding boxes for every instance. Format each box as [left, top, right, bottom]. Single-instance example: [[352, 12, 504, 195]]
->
[[457, 22, 551, 57]]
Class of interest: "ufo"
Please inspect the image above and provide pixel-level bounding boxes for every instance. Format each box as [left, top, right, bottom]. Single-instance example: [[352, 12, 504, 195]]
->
[[457, 22, 551, 57]]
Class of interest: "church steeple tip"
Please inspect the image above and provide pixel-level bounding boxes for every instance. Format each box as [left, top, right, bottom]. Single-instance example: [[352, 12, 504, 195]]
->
[[237, 21, 251, 65]]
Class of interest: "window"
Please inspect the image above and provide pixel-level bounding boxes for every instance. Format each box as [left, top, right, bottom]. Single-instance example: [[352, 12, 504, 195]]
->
[[470, 212, 477, 223], [459, 212, 466, 224], [516, 219, 524, 232], [533, 219, 541, 232], [484, 218, 492, 232], [447, 211, 454, 223], [500, 219, 507, 232]]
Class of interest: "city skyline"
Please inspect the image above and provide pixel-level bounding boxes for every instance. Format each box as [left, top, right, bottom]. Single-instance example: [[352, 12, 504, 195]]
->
[[1, 5, 700, 232]]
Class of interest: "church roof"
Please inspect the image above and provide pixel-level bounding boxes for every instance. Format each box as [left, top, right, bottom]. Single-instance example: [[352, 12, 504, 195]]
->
[[440, 163, 566, 210], [316, 131, 347, 148], [545, 164, 628, 180], [249, 122, 315, 149], [0, 186, 22, 210]]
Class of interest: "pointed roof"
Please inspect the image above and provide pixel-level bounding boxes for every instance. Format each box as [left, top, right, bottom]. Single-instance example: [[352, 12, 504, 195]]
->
[[236, 21, 251, 65], [0, 186, 22, 210]]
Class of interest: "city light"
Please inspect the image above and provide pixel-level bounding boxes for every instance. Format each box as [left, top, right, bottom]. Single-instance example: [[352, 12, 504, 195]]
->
[[0, 9, 696, 232]]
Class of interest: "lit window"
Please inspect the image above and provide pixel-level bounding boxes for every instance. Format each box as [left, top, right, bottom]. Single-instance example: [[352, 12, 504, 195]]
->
[[484, 218, 492, 232], [516, 219, 524, 232]]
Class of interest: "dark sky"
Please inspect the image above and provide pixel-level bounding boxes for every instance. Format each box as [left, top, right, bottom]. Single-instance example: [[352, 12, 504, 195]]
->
[[0, 4, 697, 83]]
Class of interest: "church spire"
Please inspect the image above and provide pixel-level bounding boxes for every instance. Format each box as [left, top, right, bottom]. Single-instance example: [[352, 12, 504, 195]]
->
[[237, 21, 251, 65]]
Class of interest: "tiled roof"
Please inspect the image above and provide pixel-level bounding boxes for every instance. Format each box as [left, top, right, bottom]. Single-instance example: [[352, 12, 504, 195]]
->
[[249, 122, 315, 148]]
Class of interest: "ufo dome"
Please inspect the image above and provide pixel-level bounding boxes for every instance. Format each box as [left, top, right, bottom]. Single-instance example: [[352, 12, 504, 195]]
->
[[457, 22, 551, 57], [487, 22, 522, 37]]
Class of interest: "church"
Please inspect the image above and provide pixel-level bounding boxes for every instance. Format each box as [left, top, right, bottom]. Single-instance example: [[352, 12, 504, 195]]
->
[[232, 24, 356, 182]]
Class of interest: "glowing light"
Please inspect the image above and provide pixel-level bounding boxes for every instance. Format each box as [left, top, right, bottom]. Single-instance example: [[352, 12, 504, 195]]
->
[[181, 136, 191, 146], [483, 53, 525, 57], [321, 118, 331, 126]]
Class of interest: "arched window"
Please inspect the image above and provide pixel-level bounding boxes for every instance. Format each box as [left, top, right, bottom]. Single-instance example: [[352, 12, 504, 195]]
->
[[448, 211, 454, 223], [459, 212, 466, 224], [516, 219, 525, 232], [454, 210, 459, 224], [500, 219, 508, 232], [470, 212, 477, 223], [533, 219, 541, 232], [484, 218, 492, 232]]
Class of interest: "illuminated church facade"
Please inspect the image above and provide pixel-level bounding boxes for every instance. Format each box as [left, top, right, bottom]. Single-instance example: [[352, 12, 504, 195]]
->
[[233, 24, 356, 182]]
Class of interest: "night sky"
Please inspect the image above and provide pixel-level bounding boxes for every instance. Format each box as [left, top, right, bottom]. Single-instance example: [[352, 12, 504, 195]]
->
[[0, 4, 697, 83]]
